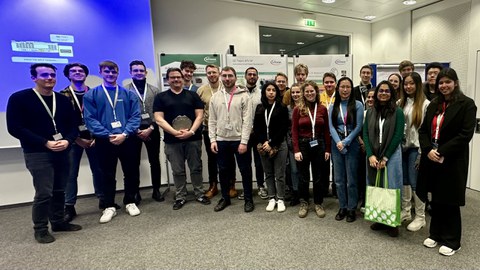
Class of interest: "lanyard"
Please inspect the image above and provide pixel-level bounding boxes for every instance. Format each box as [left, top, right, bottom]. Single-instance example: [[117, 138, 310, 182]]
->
[[339, 104, 348, 136], [379, 117, 385, 144], [308, 103, 318, 138], [432, 102, 446, 142], [325, 94, 334, 109], [102, 84, 119, 121], [68, 86, 85, 118], [222, 87, 236, 111], [264, 102, 276, 141], [131, 81, 147, 113], [32, 88, 58, 133], [187, 84, 193, 91]]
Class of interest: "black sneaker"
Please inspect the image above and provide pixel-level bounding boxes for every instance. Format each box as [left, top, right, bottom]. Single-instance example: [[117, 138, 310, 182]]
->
[[196, 195, 211, 205], [244, 200, 255, 212], [34, 231, 55, 244], [51, 222, 82, 232], [173, 199, 186, 210]]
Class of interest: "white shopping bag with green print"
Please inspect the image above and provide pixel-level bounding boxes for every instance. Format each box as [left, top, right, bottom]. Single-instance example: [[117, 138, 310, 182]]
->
[[364, 167, 401, 227]]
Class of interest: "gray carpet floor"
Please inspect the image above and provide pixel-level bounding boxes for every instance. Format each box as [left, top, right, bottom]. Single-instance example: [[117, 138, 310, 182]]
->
[[0, 187, 479, 270]]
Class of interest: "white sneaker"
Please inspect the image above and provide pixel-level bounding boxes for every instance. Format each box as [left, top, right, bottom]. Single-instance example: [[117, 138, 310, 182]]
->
[[266, 198, 276, 212], [407, 217, 426, 231], [99, 207, 117, 223], [439, 245, 460, 256], [277, 200, 286, 212], [125, 203, 141, 216], [423, 238, 437, 248]]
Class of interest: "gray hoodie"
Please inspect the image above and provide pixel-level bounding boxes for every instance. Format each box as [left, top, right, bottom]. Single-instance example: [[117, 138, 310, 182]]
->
[[208, 85, 252, 144]]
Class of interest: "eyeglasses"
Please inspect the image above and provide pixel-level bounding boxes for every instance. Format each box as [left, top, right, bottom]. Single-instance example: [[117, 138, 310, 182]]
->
[[38, 73, 56, 79], [103, 70, 118, 74], [378, 89, 391, 94], [69, 69, 85, 74]]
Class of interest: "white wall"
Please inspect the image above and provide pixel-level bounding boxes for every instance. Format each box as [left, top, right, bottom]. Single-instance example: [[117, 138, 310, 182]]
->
[[371, 12, 411, 63], [151, 0, 371, 85], [467, 0, 480, 191]]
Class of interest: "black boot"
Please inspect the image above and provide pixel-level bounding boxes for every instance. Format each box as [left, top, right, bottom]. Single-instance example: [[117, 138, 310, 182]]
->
[[289, 190, 300, 206], [152, 188, 165, 202], [64, 205, 77, 222]]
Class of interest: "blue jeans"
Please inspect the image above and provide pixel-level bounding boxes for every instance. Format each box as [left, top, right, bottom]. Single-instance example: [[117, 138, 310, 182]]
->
[[65, 143, 104, 205], [260, 141, 287, 199], [24, 150, 70, 233], [164, 140, 204, 200], [217, 141, 253, 202], [367, 146, 403, 196], [332, 140, 360, 210], [402, 147, 419, 190]]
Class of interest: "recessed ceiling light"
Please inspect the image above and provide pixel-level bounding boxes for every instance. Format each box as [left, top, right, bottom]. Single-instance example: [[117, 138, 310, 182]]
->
[[364, 15, 376, 20], [403, 0, 417, 5], [279, 49, 286, 52], [262, 34, 272, 37], [322, 0, 335, 3], [315, 34, 324, 38], [296, 41, 305, 45]]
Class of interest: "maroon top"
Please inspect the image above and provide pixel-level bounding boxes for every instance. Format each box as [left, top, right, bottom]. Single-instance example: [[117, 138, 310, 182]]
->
[[291, 104, 331, 153]]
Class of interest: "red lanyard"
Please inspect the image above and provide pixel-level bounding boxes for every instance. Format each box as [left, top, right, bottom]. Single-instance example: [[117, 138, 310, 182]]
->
[[431, 102, 446, 142]]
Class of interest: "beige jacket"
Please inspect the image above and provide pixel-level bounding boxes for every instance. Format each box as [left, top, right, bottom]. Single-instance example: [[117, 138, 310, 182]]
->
[[208, 85, 252, 144]]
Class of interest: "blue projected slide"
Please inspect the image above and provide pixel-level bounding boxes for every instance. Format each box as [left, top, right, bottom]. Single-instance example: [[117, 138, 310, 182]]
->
[[1, 0, 156, 148]]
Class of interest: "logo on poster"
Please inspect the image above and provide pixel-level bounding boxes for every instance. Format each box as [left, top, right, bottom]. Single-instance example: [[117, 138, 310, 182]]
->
[[270, 60, 282, 65], [335, 59, 347, 65], [204, 56, 217, 63]]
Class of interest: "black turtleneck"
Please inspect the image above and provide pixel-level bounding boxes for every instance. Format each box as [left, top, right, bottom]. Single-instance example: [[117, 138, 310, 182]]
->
[[133, 79, 147, 94]]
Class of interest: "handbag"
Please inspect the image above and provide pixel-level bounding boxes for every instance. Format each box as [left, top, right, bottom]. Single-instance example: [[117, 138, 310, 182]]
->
[[364, 167, 401, 227]]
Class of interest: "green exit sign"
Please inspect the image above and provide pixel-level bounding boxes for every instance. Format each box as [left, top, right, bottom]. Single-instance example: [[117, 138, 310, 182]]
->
[[304, 19, 316, 27]]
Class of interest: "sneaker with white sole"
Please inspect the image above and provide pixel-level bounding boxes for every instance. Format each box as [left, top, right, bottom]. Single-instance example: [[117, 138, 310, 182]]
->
[[99, 207, 117, 223], [125, 203, 141, 216], [407, 217, 426, 231], [439, 245, 460, 256], [258, 187, 268, 200], [423, 238, 438, 248], [277, 200, 286, 212], [266, 198, 276, 212]]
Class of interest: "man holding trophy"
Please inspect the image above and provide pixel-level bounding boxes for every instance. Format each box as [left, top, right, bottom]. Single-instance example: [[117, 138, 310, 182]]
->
[[153, 67, 210, 210]]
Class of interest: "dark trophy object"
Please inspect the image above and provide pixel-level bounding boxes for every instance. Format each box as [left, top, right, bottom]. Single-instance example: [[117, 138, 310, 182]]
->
[[172, 115, 192, 130]]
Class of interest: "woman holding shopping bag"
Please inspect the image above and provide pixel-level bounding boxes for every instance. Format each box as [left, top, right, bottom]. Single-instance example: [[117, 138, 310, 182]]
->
[[363, 80, 405, 237], [417, 68, 476, 256]]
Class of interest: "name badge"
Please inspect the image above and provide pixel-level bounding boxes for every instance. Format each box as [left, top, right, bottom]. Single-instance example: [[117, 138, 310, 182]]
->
[[141, 113, 150, 120], [225, 123, 233, 130], [309, 139, 318, 148], [53, 133, 63, 141], [78, 124, 88, 132], [111, 121, 122, 128]]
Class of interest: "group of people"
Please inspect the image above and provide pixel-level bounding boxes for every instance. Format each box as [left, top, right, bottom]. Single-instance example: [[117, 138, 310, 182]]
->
[[6, 60, 476, 257]]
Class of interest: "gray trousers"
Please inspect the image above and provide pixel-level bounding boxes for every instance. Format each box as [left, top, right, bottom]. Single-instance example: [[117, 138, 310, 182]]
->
[[165, 140, 204, 200], [260, 141, 287, 200]]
